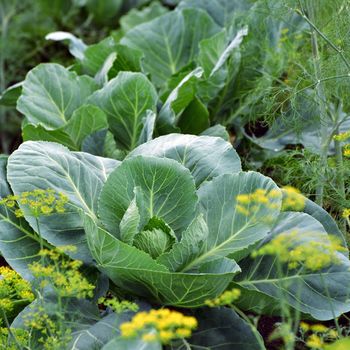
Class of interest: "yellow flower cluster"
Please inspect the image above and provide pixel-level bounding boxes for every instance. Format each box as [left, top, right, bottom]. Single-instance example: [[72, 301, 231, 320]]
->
[[0, 327, 29, 350], [252, 231, 346, 271], [98, 296, 139, 314], [307, 334, 324, 349], [0, 189, 68, 218], [333, 130, 350, 142], [343, 144, 350, 158], [342, 209, 350, 218], [300, 322, 338, 349], [236, 188, 281, 219], [23, 305, 72, 350], [205, 288, 241, 307], [281, 186, 305, 211], [0, 266, 34, 312], [29, 247, 94, 299], [120, 309, 198, 344]]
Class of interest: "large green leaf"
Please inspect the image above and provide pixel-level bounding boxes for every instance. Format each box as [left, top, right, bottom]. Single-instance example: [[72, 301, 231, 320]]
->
[[235, 212, 350, 320], [81, 37, 143, 78], [121, 8, 220, 86], [177, 97, 210, 135], [200, 124, 229, 140], [120, 1, 168, 33], [88, 72, 158, 151], [98, 155, 197, 238], [45, 31, 87, 60], [157, 67, 204, 134], [109, 44, 143, 78], [17, 63, 98, 129], [178, 0, 251, 26], [197, 27, 247, 103], [103, 337, 161, 350], [84, 214, 240, 307], [68, 311, 138, 349], [183, 307, 265, 350], [177, 172, 282, 269], [0, 156, 42, 280], [128, 134, 241, 187], [22, 105, 108, 151], [0, 82, 23, 107], [86, 0, 123, 24], [82, 37, 118, 76], [7, 141, 119, 263]]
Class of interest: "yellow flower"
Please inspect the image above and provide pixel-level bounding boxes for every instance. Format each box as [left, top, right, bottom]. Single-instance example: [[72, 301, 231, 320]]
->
[[282, 186, 305, 211], [176, 328, 192, 338], [236, 194, 250, 204], [14, 208, 24, 218], [306, 334, 324, 349], [252, 231, 344, 271], [343, 145, 350, 157], [334, 131, 350, 142], [5, 200, 15, 208], [205, 288, 241, 307], [142, 333, 157, 342], [342, 209, 350, 218], [0, 266, 34, 311], [327, 329, 338, 339], [41, 205, 53, 215], [300, 322, 310, 332], [235, 188, 281, 221], [98, 297, 139, 314], [310, 324, 328, 333], [120, 308, 197, 344], [29, 248, 94, 299], [159, 330, 173, 343], [0, 298, 13, 311]]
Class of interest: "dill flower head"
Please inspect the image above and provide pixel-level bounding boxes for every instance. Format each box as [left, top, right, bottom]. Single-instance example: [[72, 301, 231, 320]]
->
[[310, 324, 328, 333], [23, 304, 73, 350], [98, 296, 139, 314], [343, 144, 350, 158], [342, 208, 350, 218], [306, 334, 324, 349], [281, 186, 305, 211], [333, 130, 350, 142], [0, 327, 29, 350], [252, 231, 346, 271], [0, 189, 68, 218], [236, 188, 281, 222], [204, 288, 241, 307], [120, 308, 198, 344], [0, 266, 34, 313], [29, 247, 94, 299]]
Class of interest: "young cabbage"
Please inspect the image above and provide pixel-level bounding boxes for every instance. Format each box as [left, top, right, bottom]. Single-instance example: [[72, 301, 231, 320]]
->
[[83, 134, 282, 307]]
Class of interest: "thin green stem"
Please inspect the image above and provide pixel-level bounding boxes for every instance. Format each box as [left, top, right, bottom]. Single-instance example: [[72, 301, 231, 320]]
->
[[295, 7, 350, 71], [334, 125, 347, 234], [1, 308, 22, 350], [319, 273, 341, 334], [230, 304, 266, 349], [298, 0, 329, 206]]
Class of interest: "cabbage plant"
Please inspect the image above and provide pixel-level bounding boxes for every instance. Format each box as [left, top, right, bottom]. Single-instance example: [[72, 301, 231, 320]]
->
[[3, 134, 350, 349], [80, 134, 350, 318]]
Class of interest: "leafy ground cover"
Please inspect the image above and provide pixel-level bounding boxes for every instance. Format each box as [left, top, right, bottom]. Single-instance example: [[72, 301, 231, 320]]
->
[[1, 0, 350, 349]]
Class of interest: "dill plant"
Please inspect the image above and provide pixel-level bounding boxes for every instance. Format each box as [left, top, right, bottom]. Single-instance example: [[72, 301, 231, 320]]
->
[[241, 0, 350, 237]]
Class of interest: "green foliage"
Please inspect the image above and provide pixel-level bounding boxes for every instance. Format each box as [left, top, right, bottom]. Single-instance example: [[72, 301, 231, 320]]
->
[[2, 0, 350, 349]]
